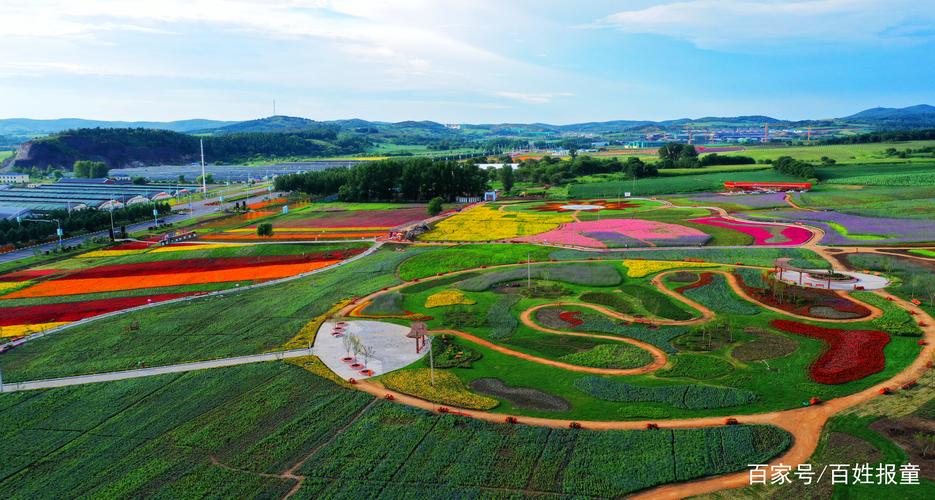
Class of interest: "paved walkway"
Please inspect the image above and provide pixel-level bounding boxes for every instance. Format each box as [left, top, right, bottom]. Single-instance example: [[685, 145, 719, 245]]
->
[[0, 348, 313, 393], [314, 320, 426, 380]]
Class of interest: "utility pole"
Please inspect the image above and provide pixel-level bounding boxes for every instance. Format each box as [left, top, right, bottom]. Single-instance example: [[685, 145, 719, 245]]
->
[[200, 139, 207, 200], [428, 336, 435, 387]]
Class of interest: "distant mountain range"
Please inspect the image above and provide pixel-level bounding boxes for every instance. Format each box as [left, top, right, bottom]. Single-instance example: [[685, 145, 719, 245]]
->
[[2, 104, 934, 140]]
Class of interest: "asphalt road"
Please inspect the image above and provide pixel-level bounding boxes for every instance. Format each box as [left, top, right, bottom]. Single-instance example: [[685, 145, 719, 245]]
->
[[0, 348, 314, 392], [0, 186, 276, 265]]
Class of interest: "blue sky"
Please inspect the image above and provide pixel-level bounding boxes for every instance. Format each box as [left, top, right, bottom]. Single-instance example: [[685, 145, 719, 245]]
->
[[1, 0, 933, 123]]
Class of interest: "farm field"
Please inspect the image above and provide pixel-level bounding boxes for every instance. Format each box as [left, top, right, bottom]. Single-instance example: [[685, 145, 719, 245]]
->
[[0, 362, 793, 498], [722, 140, 935, 164], [2, 174, 933, 499]]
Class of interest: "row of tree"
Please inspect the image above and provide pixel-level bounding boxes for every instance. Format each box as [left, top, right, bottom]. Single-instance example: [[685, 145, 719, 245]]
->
[[274, 158, 489, 202], [823, 129, 935, 144], [0, 202, 171, 247], [72, 160, 110, 178], [771, 156, 816, 179], [513, 156, 658, 186]]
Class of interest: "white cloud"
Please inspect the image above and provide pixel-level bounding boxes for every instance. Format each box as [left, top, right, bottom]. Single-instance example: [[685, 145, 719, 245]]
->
[[593, 0, 935, 49], [495, 91, 574, 104]]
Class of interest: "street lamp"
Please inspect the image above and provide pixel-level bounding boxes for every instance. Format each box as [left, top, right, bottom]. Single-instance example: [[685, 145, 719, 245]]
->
[[17, 217, 63, 248]]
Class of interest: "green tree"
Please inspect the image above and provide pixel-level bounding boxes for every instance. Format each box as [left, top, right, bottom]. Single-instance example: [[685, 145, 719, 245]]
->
[[256, 223, 274, 238], [89, 162, 109, 178], [499, 164, 515, 192], [427, 197, 444, 216], [72, 160, 92, 178], [196, 173, 214, 184], [132, 177, 147, 185]]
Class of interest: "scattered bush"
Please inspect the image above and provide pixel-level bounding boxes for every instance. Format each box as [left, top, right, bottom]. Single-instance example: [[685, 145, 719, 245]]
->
[[426, 335, 481, 368]]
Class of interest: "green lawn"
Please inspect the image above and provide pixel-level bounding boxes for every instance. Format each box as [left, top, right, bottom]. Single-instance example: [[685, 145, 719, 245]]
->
[[723, 140, 935, 164]]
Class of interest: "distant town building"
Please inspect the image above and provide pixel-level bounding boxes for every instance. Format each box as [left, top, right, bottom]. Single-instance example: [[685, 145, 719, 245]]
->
[[0, 173, 29, 184]]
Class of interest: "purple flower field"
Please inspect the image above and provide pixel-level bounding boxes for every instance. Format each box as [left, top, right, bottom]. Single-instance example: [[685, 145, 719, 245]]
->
[[746, 209, 935, 244], [687, 192, 789, 209]]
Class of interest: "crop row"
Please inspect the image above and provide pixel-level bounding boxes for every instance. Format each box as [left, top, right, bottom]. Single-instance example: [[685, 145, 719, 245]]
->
[[573, 376, 759, 409]]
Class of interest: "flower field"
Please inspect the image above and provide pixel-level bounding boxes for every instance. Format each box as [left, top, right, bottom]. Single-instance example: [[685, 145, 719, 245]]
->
[[0, 243, 365, 338], [420, 205, 571, 241], [515, 219, 711, 248], [424, 290, 476, 308], [769, 319, 889, 384], [622, 259, 718, 278], [689, 217, 812, 246], [380, 369, 499, 410], [747, 210, 935, 245]]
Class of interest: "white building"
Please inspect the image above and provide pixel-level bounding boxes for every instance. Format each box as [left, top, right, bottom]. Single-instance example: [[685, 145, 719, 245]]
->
[[0, 173, 29, 184]]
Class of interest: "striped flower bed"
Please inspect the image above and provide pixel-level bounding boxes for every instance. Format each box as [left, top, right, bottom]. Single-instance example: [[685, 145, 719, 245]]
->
[[0, 293, 199, 328]]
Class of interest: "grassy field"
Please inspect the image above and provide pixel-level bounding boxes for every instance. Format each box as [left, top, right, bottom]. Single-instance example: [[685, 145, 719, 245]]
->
[[0, 150, 12, 162], [723, 141, 935, 164], [568, 169, 800, 197], [0, 362, 793, 498], [0, 245, 429, 382]]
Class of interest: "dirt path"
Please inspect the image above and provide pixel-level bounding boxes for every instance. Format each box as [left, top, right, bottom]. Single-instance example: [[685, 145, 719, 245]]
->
[[432, 327, 666, 375]]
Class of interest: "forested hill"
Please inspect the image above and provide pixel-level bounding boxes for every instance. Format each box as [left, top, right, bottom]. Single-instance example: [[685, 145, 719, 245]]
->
[[8, 127, 371, 170]]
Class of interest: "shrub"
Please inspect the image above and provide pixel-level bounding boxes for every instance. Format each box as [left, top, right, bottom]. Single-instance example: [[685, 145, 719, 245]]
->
[[573, 377, 758, 409], [426, 335, 481, 368], [256, 223, 274, 237], [380, 369, 498, 410]]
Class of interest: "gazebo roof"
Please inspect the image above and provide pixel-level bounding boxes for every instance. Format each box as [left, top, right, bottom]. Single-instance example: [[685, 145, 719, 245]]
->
[[407, 321, 428, 338]]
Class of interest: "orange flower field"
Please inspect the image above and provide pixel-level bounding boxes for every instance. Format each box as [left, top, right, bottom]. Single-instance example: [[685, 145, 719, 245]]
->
[[3, 260, 339, 299]]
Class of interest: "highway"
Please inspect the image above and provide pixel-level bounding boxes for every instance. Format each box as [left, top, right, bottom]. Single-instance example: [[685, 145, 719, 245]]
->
[[0, 185, 277, 265]]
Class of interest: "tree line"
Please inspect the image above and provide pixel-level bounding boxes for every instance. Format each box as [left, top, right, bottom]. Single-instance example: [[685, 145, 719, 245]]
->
[[514, 156, 658, 186], [0, 202, 171, 247], [657, 143, 755, 169], [771, 156, 816, 179], [274, 158, 489, 202], [14, 127, 373, 170], [823, 129, 935, 144]]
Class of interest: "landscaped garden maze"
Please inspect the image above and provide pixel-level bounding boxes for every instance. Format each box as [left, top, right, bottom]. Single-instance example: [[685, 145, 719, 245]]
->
[[2, 195, 934, 497]]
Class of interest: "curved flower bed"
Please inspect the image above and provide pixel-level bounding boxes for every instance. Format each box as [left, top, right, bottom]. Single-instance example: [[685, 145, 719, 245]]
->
[[734, 272, 871, 320], [688, 217, 811, 246], [276, 207, 428, 228], [425, 290, 476, 309], [516, 219, 710, 248], [770, 319, 889, 384], [530, 200, 642, 212], [558, 310, 584, 327]]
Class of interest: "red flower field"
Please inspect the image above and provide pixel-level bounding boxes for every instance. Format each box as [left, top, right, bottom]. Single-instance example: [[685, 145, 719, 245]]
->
[[770, 319, 889, 384], [276, 207, 428, 228], [559, 310, 584, 327], [0, 293, 199, 326]]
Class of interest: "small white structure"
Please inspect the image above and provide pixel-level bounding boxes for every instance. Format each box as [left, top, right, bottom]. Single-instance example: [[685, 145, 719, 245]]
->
[[0, 174, 28, 184]]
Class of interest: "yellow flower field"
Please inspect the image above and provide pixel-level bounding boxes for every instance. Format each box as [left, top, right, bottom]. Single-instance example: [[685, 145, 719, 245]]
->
[[622, 259, 719, 278], [380, 368, 499, 410], [1, 322, 70, 338], [424, 290, 476, 308], [420, 205, 570, 242]]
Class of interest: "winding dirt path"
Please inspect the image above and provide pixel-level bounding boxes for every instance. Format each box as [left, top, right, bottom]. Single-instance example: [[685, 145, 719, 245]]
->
[[431, 327, 666, 375]]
